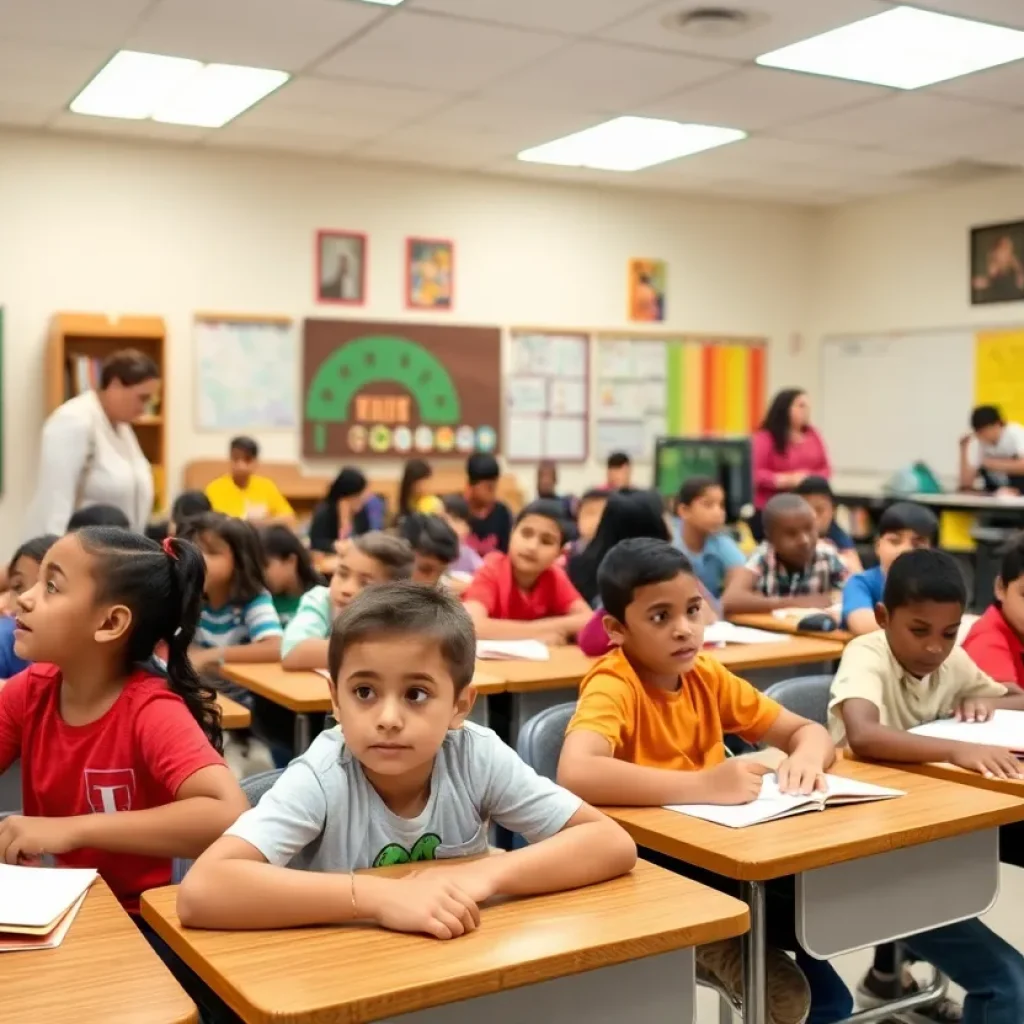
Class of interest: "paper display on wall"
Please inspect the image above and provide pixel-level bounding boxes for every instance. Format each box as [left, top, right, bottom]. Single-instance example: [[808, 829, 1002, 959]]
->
[[594, 336, 668, 462], [507, 333, 588, 462], [196, 317, 297, 430]]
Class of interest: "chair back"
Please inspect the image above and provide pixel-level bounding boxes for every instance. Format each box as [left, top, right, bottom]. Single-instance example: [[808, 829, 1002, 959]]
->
[[763, 674, 833, 726], [516, 702, 576, 780]]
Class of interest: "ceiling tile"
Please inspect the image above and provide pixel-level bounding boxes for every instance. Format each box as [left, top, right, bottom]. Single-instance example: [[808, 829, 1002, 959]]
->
[[51, 111, 211, 142], [313, 11, 565, 91], [407, 0, 655, 35], [0, 40, 111, 109], [480, 40, 733, 110], [0, 101, 59, 127], [207, 122, 357, 155], [933, 59, 1024, 106], [640, 66, 890, 132], [599, 0, 890, 60], [276, 76, 452, 118], [0, 0, 152, 47], [126, 0, 386, 71], [231, 98, 398, 139], [909, 1, 1024, 30]]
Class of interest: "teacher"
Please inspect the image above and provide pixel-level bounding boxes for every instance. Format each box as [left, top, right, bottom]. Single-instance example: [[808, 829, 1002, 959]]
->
[[28, 349, 159, 536], [750, 388, 831, 539]]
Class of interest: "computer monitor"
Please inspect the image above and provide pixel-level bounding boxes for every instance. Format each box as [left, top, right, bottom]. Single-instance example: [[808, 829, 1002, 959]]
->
[[654, 437, 752, 522]]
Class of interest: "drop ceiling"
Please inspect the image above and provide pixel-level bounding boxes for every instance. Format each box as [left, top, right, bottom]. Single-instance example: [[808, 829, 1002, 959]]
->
[[4, 0, 1024, 205]]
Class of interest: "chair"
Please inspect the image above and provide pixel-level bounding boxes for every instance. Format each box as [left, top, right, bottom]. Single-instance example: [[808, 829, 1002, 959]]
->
[[763, 674, 834, 726], [171, 768, 285, 883]]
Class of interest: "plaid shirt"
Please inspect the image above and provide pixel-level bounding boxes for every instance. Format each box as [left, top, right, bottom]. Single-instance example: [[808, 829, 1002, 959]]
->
[[745, 541, 848, 598]]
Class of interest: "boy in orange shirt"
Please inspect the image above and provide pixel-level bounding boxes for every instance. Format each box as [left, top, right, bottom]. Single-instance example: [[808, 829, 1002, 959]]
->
[[558, 537, 844, 1024]]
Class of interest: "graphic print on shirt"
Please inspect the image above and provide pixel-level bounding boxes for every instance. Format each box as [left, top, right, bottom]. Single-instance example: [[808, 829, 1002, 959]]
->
[[84, 768, 136, 813], [372, 833, 441, 868]]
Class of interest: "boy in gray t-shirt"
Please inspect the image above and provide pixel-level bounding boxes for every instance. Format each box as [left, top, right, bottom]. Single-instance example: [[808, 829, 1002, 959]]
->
[[179, 582, 636, 940]]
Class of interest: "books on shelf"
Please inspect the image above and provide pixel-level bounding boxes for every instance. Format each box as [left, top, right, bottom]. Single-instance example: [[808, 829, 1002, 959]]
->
[[0, 864, 96, 952], [910, 710, 1024, 753], [664, 772, 904, 828], [64, 354, 161, 416]]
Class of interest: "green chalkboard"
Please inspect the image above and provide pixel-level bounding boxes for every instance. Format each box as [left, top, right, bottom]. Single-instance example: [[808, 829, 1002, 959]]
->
[[654, 436, 751, 522]]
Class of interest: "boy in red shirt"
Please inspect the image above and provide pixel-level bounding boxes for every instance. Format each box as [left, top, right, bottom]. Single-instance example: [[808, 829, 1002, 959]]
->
[[964, 536, 1024, 689], [463, 499, 591, 644]]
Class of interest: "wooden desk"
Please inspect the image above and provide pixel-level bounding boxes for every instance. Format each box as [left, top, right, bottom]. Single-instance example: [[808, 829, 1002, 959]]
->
[[2, 880, 196, 1024], [730, 612, 854, 646], [141, 860, 747, 1024], [215, 693, 251, 730], [894, 759, 1024, 798]]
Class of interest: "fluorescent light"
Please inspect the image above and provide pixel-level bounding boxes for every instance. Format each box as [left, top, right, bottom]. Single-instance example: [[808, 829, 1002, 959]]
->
[[356, 0, 405, 4], [153, 64, 289, 127], [69, 50, 289, 127], [70, 51, 200, 120], [518, 116, 745, 172], [756, 5, 1024, 90]]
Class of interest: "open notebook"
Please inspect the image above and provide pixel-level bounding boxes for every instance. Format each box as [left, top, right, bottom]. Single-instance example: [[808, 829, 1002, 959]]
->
[[475, 640, 550, 662], [910, 710, 1024, 752], [703, 622, 790, 646], [665, 773, 904, 828], [0, 864, 96, 943]]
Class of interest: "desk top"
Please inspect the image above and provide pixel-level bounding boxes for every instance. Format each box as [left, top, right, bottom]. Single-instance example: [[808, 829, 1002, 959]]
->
[[887, 760, 1024, 798], [730, 613, 854, 646], [2, 880, 196, 1024], [214, 693, 251, 730], [141, 860, 747, 1024], [833, 489, 1024, 512], [607, 758, 1024, 881]]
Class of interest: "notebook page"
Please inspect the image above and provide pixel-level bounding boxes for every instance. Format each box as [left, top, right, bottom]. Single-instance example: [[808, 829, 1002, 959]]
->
[[475, 640, 550, 661], [0, 865, 96, 930], [0, 891, 88, 953], [704, 622, 791, 646], [910, 710, 1024, 752]]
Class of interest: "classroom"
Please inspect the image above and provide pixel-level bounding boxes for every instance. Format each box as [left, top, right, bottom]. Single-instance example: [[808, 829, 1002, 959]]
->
[[7, 2, 1024, 1023]]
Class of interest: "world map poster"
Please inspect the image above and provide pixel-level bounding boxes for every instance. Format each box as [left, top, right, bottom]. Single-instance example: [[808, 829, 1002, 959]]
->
[[302, 319, 502, 459]]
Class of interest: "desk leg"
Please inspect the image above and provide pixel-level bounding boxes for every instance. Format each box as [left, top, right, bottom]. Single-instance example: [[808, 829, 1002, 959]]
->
[[293, 714, 312, 755], [742, 880, 767, 1024]]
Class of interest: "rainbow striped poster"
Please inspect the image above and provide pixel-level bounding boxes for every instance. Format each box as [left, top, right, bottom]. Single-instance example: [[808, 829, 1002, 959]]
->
[[595, 335, 766, 460]]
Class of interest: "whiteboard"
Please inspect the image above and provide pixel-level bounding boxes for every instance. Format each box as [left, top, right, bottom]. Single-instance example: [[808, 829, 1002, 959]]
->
[[195, 318, 297, 430], [819, 329, 973, 479]]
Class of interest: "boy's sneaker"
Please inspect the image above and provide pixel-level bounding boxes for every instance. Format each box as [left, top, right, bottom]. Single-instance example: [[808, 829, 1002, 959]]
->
[[857, 966, 963, 1023], [697, 938, 811, 1024]]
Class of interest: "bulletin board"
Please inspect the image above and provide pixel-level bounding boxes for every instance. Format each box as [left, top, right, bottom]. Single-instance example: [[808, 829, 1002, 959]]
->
[[976, 327, 1024, 425], [195, 314, 297, 430], [594, 334, 766, 462], [507, 331, 589, 462], [302, 319, 501, 458]]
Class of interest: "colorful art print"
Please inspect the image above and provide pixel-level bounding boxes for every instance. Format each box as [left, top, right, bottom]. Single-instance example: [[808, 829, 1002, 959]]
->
[[302, 319, 500, 458], [628, 258, 666, 322], [406, 237, 454, 311], [971, 221, 1024, 305], [316, 230, 367, 305]]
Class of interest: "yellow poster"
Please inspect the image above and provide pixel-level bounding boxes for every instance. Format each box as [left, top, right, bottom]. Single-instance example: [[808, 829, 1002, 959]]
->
[[975, 328, 1024, 423]]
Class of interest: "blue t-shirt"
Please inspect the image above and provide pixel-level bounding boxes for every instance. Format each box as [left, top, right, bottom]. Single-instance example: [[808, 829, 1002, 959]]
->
[[826, 520, 855, 551], [673, 523, 746, 598], [841, 566, 885, 627], [0, 616, 29, 678]]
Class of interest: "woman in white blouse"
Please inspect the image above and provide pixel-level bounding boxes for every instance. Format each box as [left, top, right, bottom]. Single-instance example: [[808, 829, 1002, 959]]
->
[[28, 349, 160, 536]]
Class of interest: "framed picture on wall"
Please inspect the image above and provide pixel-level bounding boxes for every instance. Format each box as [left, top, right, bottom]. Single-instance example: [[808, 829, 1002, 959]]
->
[[316, 230, 367, 305], [628, 258, 666, 322], [406, 237, 454, 310], [971, 220, 1024, 305]]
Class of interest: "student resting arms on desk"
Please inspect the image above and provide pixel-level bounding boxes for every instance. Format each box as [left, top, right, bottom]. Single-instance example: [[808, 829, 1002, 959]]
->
[[841, 502, 937, 636], [178, 583, 636, 936], [829, 548, 1024, 1023], [558, 538, 842, 1024], [722, 493, 848, 617], [959, 404, 1024, 494], [462, 499, 591, 644], [964, 535, 1024, 690]]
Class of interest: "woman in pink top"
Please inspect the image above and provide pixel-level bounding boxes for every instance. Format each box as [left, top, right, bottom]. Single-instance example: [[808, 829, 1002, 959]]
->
[[751, 389, 831, 540]]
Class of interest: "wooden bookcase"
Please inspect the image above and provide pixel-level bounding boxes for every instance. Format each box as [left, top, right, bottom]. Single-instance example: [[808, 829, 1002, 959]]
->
[[46, 313, 168, 514]]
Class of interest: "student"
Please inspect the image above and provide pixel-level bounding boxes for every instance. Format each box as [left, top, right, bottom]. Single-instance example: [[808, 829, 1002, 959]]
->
[[440, 494, 484, 577], [959, 405, 1024, 493], [841, 502, 938, 636], [309, 467, 370, 554], [169, 490, 212, 536], [205, 436, 296, 527], [177, 513, 283, 687], [261, 524, 325, 627], [399, 514, 461, 588], [557, 538, 842, 1024], [536, 458, 574, 522], [722, 493, 848, 616], [463, 499, 590, 643], [794, 476, 862, 574], [829, 548, 1024, 1022], [572, 489, 608, 555], [673, 476, 746, 599], [66, 503, 132, 531], [282, 533, 414, 671], [605, 451, 632, 491], [0, 535, 58, 676], [177, 583, 636, 934], [463, 453, 513, 556], [395, 458, 443, 525]]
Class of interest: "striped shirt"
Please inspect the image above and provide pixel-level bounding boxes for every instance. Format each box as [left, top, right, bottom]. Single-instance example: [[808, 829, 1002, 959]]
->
[[195, 590, 283, 649]]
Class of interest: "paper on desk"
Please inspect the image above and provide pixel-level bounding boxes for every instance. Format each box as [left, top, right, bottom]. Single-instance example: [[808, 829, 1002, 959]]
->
[[476, 640, 550, 661], [704, 622, 790, 646], [0, 864, 96, 932], [0, 891, 88, 953], [910, 710, 1024, 752]]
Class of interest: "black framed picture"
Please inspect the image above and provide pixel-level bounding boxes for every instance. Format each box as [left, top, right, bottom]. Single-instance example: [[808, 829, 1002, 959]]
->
[[971, 220, 1024, 305]]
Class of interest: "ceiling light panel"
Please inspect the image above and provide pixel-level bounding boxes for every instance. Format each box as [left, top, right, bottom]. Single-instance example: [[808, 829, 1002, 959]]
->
[[153, 64, 289, 127]]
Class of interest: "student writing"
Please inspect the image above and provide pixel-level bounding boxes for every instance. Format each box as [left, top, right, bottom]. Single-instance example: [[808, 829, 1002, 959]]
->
[[177, 583, 636, 935]]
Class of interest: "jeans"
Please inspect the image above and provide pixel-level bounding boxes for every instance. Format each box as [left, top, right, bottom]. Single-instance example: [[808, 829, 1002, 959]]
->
[[903, 918, 1024, 1024]]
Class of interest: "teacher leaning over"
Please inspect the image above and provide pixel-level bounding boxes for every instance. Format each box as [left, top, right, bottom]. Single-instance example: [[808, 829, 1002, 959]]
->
[[28, 349, 159, 536], [750, 388, 831, 540]]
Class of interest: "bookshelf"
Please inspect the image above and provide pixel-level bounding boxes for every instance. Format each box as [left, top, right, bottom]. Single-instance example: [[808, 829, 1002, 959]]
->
[[46, 313, 168, 514]]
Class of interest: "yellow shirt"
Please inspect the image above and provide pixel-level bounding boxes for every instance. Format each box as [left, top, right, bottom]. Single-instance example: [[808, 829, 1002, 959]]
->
[[205, 474, 294, 521], [415, 494, 443, 515]]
